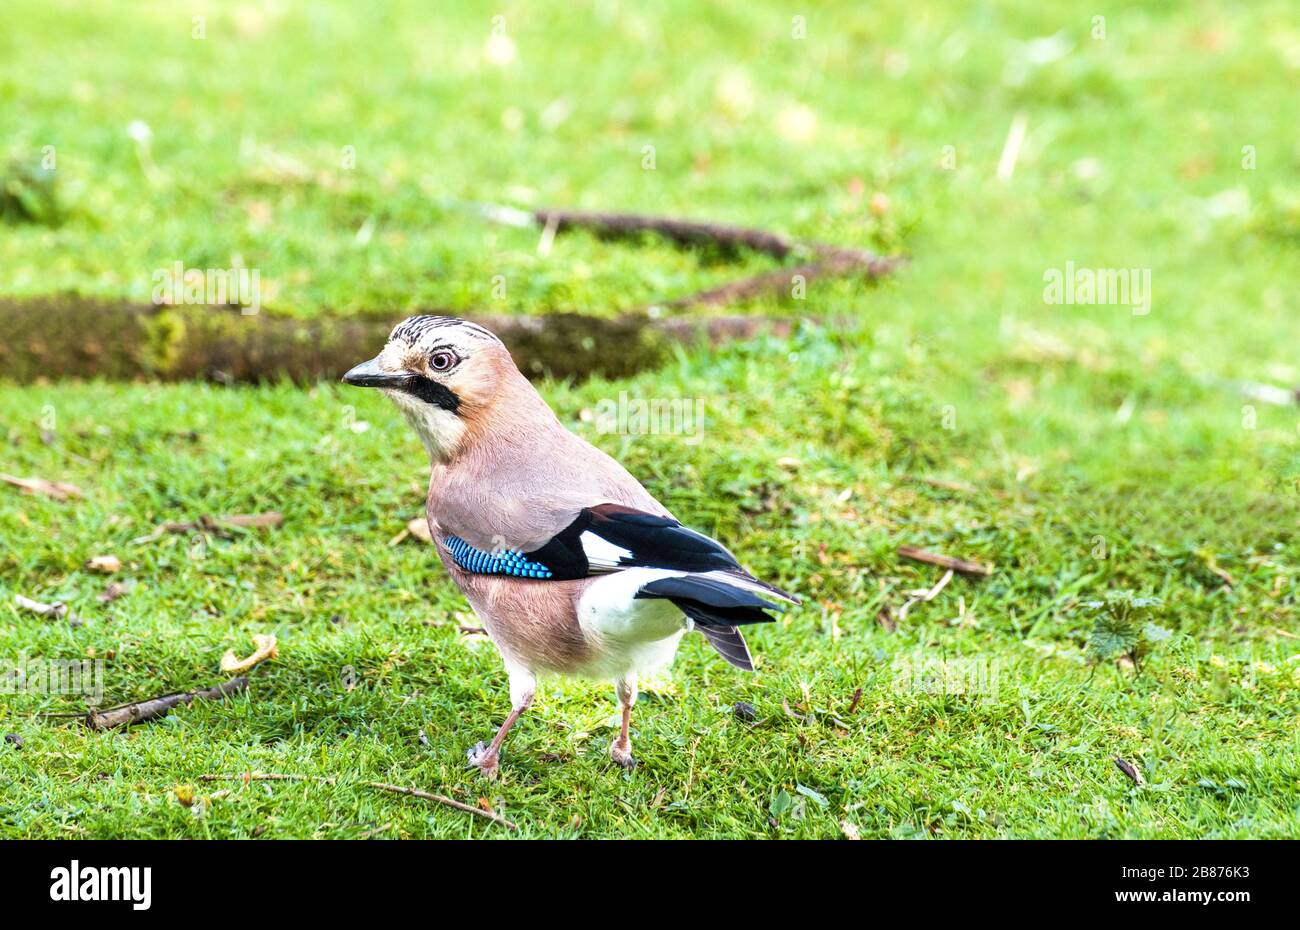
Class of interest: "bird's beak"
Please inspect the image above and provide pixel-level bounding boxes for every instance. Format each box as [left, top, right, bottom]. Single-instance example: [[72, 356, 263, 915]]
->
[[342, 356, 409, 389]]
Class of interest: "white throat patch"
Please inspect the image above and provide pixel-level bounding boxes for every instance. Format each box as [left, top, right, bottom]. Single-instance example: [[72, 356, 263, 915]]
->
[[385, 388, 465, 462]]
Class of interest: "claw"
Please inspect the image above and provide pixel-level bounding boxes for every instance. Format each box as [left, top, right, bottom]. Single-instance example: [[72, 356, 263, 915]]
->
[[609, 742, 637, 770], [467, 740, 500, 780]]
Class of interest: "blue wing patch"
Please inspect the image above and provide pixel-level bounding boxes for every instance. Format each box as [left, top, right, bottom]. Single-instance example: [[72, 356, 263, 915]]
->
[[443, 535, 554, 579]]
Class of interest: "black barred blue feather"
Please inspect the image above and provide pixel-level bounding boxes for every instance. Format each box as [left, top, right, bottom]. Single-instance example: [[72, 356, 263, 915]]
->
[[443, 536, 554, 579]]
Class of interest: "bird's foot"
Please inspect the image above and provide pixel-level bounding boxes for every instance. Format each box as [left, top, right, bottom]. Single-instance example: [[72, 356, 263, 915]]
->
[[467, 740, 501, 780], [609, 740, 637, 771]]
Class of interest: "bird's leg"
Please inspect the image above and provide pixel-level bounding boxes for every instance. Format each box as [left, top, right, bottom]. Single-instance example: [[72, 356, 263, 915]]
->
[[468, 664, 535, 780], [609, 674, 638, 770]]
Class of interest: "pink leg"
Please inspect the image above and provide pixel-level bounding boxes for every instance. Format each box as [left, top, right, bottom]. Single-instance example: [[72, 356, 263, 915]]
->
[[609, 676, 637, 770], [468, 666, 535, 780]]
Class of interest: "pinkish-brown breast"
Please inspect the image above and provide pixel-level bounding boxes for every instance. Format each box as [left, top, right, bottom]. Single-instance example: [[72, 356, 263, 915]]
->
[[434, 540, 595, 674]]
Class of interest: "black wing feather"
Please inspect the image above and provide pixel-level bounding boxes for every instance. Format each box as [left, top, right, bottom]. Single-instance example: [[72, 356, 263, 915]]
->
[[521, 509, 596, 578], [525, 504, 799, 604], [585, 504, 744, 573]]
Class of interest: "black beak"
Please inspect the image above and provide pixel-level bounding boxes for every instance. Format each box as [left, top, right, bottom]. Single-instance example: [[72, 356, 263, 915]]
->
[[342, 357, 410, 389], [342, 356, 462, 413]]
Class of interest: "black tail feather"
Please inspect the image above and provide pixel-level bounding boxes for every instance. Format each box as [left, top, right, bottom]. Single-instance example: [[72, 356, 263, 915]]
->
[[695, 624, 755, 671], [636, 574, 781, 672], [669, 596, 776, 630], [636, 574, 783, 615], [732, 572, 801, 606]]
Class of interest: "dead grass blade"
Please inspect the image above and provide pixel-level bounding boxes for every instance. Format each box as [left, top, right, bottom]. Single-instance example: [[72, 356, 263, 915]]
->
[[1, 473, 82, 501]]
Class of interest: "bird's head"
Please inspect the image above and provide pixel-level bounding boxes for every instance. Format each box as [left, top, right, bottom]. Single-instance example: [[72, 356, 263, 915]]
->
[[342, 315, 519, 462]]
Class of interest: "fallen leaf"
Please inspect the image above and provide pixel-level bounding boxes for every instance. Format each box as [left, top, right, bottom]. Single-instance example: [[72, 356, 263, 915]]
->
[[13, 593, 81, 625], [840, 819, 861, 840], [220, 633, 279, 674], [1114, 756, 1144, 786], [86, 555, 122, 574], [98, 581, 128, 603], [407, 517, 433, 543], [0, 473, 83, 501]]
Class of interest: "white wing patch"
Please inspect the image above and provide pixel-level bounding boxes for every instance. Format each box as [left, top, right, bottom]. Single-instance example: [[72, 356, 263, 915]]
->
[[577, 568, 691, 641], [579, 530, 634, 570]]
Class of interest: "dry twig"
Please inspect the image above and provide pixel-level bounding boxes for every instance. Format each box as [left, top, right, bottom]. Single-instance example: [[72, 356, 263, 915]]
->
[[14, 593, 68, 618], [131, 511, 283, 544], [916, 476, 978, 494], [781, 699, 810, 724], [366, 782, 518, 830], [531, 208, 798, 259], [489, 205, 906, 312], [196, 772, 519, 830], [846, 687, 863, 715], [84, 677, 249, 730], [898, 546, 993, 577], [200, 772, 335, 784]]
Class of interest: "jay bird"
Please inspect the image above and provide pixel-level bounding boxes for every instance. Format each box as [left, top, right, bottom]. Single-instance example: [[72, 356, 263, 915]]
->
[[343, 315, 798, 777]]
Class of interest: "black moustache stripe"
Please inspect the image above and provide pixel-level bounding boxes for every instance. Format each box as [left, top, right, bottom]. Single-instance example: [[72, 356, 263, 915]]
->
[[403, 376, 461, 413]]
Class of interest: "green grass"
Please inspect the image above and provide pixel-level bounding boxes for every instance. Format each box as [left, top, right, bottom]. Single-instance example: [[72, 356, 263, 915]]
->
[[2, 0, 1300, 838]]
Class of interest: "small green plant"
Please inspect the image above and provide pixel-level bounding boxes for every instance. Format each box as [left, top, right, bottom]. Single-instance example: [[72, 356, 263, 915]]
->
[[1083, 592, 1171, 673], [0, 157, 62, 226]]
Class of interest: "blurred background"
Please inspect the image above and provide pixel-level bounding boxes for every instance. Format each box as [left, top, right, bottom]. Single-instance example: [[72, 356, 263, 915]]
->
[[1, 1, 1298, 838], [3, 2, 1298, 367]]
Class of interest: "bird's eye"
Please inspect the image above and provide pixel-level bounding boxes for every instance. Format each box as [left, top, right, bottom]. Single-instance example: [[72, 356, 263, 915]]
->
[[429, 351, 457, 373]]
